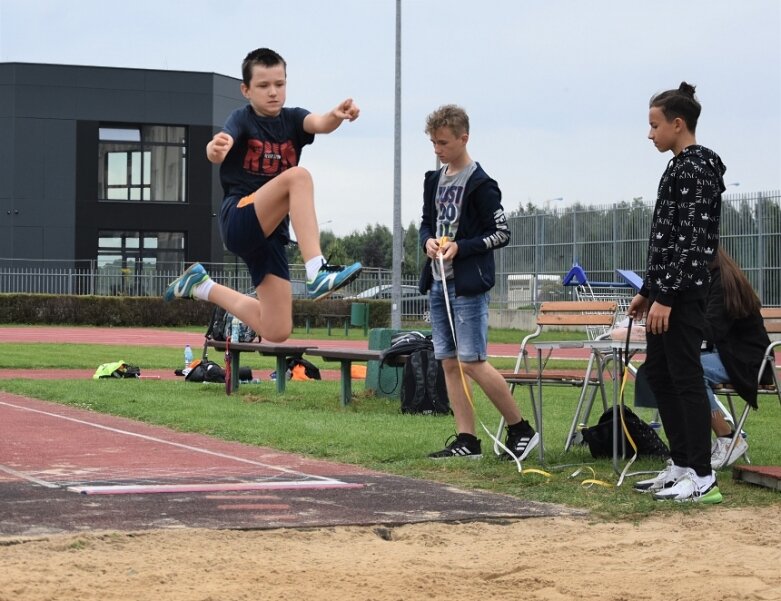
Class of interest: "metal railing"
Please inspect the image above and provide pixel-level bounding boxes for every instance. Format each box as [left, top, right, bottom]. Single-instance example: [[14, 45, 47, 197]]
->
[[495, 190, 781, 309], [2, 190, 778, 325]]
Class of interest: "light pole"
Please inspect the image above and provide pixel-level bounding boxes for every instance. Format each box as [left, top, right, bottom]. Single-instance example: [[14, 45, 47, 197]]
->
[[543, 196, 564, 212], [390, 0, 402, 329]]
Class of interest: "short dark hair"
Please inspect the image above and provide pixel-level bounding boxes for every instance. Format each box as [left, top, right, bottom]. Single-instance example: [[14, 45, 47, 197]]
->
[[649, 81, 702, 133], [425, 104, 470, 137], [241, 48, 286, 86]]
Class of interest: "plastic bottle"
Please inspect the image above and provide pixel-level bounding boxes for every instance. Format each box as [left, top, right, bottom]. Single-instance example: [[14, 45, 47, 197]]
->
[[230, 316, 240, 343], [184, 344, 193, 370]]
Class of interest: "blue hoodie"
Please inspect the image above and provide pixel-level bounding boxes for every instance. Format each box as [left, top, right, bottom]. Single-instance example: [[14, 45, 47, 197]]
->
[[418, 163, 510, 296]]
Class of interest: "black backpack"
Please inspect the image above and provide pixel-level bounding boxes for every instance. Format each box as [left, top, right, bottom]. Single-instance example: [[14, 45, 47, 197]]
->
[[400, 348, 451, 415], [380, 331, 433, 366], [581, 406, 669, 459], [205, 299, 258, 344]]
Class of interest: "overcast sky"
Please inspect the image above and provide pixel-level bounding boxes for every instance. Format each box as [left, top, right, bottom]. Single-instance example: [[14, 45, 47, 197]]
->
[[1, 0, 779, 235]]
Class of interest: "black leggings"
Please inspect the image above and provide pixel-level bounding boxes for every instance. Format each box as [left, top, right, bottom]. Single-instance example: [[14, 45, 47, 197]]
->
[[644, 295, 712, 476]]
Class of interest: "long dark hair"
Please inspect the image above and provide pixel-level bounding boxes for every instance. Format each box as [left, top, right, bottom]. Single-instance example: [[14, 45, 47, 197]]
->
[[711, 247, 761, 318]]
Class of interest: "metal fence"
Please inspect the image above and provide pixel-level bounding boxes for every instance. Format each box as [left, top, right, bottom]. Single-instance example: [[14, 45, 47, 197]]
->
[[1, 190, 778, 326], [495, 190, 781, 310], [0, 261, 363, 296]]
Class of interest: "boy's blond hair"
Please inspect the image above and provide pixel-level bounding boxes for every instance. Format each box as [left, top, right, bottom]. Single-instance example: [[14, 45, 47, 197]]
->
[[425, 104, 469, 137]]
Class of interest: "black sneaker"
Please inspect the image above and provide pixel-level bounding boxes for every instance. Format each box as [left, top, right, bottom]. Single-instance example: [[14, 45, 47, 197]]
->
[[503, 426, 540, 462], [428, 434, 482, 459]]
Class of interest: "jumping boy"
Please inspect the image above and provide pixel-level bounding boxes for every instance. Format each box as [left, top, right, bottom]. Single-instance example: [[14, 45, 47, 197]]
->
[[419, 104, 539, 461], [629, 82, 726, 503], [164, 48, 362, 342]]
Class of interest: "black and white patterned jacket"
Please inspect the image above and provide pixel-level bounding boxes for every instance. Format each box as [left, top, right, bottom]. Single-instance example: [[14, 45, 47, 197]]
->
[[640, 145, 726, 306]]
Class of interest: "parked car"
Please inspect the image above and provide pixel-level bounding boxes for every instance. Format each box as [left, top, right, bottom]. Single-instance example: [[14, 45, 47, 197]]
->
[[350, 284, 430, 322]]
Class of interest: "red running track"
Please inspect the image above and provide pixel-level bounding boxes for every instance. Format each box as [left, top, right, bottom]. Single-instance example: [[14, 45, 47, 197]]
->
[[0, 325, 594, 359]]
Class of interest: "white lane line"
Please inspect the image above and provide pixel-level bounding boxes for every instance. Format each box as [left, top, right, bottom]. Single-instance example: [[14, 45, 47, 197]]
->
[[0, 463, 61, 488], [68, 481, 364, 495]]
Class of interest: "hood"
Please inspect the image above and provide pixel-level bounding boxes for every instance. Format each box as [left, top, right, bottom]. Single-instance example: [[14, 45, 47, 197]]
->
[[679, 145, 728, 193]]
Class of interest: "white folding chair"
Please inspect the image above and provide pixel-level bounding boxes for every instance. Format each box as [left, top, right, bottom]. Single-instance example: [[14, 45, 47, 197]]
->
[[494, 301, 619, 462]]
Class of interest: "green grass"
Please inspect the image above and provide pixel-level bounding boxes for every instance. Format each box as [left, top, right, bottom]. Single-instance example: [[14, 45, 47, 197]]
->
[[1, 334, 778, 520]]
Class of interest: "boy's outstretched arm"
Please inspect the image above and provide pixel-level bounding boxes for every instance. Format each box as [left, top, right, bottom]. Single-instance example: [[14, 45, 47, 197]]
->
[[207, 132, 234, 164], [303, 99, 360, 134]]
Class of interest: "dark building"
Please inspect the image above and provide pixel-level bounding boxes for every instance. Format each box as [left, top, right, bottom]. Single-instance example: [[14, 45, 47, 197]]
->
[[0, 62, 245, 276]]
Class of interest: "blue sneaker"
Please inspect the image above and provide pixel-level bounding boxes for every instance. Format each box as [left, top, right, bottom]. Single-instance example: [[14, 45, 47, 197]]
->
[[164, 263, 210, 302], [307, 261, 362, 301]]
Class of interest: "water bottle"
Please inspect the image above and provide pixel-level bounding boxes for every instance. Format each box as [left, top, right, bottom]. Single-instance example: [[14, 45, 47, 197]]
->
[[230, 316, 240, 343], [184, 344, 193, 370]]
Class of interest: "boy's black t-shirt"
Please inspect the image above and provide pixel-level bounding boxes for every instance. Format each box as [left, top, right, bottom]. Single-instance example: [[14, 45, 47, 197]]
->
[[219, 105, 314, 199]]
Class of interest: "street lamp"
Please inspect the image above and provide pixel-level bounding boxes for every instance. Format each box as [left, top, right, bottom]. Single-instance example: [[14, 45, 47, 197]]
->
[[543, 196, 564, 212]]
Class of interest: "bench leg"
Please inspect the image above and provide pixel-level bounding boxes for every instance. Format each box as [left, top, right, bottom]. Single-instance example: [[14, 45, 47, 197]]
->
[[231, 352, 241, 392], [275, 354, 286, 394], [339, 360, 352, 406]]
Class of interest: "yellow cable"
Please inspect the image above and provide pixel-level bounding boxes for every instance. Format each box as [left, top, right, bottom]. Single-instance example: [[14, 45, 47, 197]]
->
[[437, 235, 551, 476]]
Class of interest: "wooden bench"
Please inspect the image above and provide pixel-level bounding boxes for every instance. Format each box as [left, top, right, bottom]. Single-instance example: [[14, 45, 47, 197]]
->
[[305, 348, 407, 407], [305, 348, 382, 406], [307, 314, 350, 336], [205, 341, 315, 394]]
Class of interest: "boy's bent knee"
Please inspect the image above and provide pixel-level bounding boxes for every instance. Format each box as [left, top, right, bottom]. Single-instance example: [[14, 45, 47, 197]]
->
[[281, 165, 312, 183], [262, 326, 292, 344], [261, 316, 293, 343]]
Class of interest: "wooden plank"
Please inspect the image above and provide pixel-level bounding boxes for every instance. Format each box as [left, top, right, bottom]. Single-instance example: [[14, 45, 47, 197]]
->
[[732, 464, 781, 492], [307, 349, 382, 362], [761, 307, 781, 334], [537, 314, 616, 326], [539, 301, 617, 313]]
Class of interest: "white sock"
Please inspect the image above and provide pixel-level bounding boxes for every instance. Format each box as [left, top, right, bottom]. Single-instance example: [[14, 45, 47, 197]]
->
[[692, 470, 715, 488], [194, 278, 214, 301], [305, 255, 326, 281]]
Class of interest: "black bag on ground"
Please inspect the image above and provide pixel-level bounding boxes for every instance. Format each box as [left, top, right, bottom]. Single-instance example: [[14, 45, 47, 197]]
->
[[185, 359, 226, 383], [400, 349, 451, 415], [581, 406, 669, 458], [286, 355, 322, 380]]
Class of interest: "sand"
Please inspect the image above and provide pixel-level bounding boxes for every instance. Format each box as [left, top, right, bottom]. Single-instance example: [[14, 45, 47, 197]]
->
[[1, 506, 780, 601]]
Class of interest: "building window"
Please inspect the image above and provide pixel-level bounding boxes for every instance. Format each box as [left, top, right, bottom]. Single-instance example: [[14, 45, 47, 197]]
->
[[98, 231, 185, 271], [98, 125, 187, 202]]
